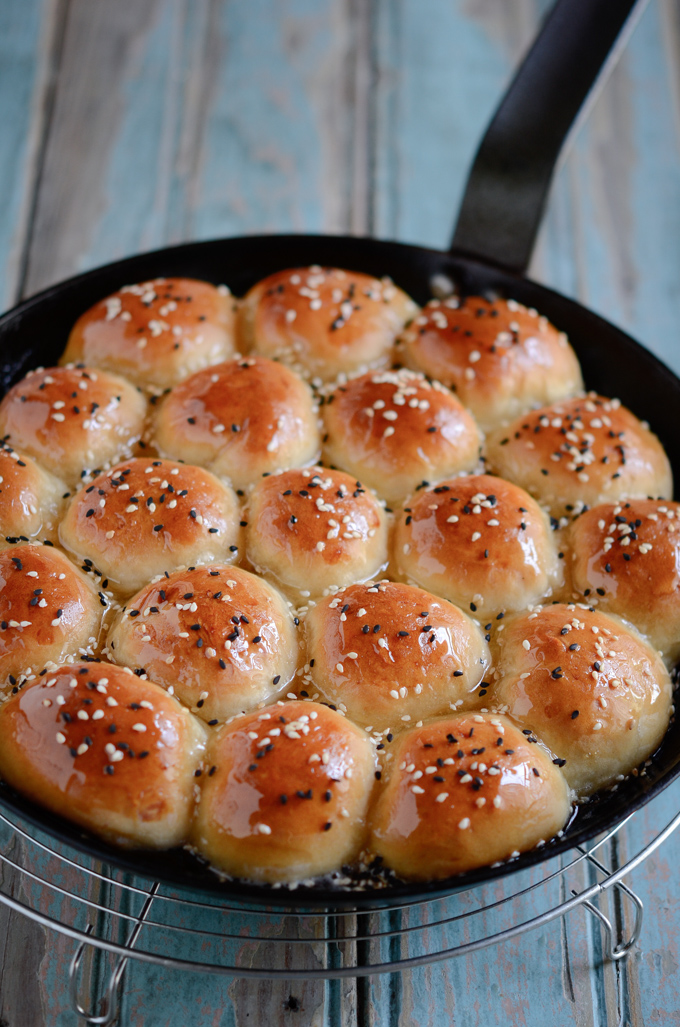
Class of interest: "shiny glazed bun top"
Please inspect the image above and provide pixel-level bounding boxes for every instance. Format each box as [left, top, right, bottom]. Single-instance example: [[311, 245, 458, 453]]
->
[[304, 580, 490, 731], [246, 466, 388, 600], [394, 474, 562, 620], [0, 661, 208, 848], [0, 442, 68, 547], [491, 603, 672, 795], [397, 294, 583, 431], [238, 266, 418, 381], [107, 564, 299, 723], [485, 394, 673, 518], [321, 368, 482, 504], [152, 355, 320, 490], [0, 543, 104, 689], [192, 699, 376, 883], [567, 499, 680, 661], [61, 277, 236, 391], [368, 712, 571, 881], [59, 458, 241, 596], [0, 366, 147, 487]]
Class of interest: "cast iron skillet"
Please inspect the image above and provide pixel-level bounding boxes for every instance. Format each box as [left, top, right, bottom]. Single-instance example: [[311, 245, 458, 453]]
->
[[1, 0, 677, 910]]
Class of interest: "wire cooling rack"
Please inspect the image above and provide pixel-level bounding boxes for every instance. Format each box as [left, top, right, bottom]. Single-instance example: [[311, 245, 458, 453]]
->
[[0, 805, 678, 1027]]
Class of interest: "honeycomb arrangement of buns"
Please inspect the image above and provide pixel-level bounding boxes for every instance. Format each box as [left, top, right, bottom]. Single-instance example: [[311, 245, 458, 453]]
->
[[0, 270, 674, 888]]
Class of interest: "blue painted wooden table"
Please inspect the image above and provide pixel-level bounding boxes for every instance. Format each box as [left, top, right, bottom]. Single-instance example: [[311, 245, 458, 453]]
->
[[1, 0, 680, 1023]]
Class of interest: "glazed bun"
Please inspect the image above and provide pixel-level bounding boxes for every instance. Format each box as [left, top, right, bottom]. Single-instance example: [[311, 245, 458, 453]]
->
[[0, 661, 208, 847], [192, 700, 375, 882], [107, 565, 299, 723], [304, 581, 490, 731], [238, 266, 418, 381], [0, 442, 68, 547], [246, 467, 388, 600], [567, 500, 680, 662], [59, 458, 241, 597], [153, 356, 320, 490], [321, 369, 482, 504], [485, 395, 672, 518], [398, 295, 583, 431], [491, 604, 672, 795], [394, 474, 561, 621], [0, 544, 104, 689], [61, 278, 236, 391], [0, 366, 146, 487], [368, 712, 570, 880]]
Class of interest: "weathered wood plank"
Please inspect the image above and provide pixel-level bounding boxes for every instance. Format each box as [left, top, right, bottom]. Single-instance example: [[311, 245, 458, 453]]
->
[[0, 0, 63, 311]]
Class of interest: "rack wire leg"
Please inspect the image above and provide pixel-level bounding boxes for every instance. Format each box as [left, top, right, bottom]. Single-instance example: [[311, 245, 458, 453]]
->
[[580, 880, 644, 961], [68, 883, 159, 1026]]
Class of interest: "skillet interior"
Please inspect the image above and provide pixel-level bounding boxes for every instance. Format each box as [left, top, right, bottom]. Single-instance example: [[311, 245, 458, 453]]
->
[[0, 232, 679, 910]]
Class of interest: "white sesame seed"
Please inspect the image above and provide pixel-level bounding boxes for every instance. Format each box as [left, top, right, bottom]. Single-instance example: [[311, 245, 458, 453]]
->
[[132, 723, 147, 732], [56, 732, 66, 744], [522, 640, 531, 651], [435, 792, 449, 803], [458, 818, 471, 829]]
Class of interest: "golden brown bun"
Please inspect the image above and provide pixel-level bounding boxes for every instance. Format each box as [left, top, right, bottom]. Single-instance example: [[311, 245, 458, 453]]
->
[[304, 581, 491, 731], [61, 278, 236, 391], [107, 565, 299, 723], [191, 700, 375, 882], [238, 266, 418, 381], [491, 604, 672, 795], [0, 442, 68, 547], [246, 466, 388, 600], [0, 544, 104, 689], [485, 395, 672, 518], [0, 661, 208, 847], [567, 500, 680, 662], [321, 369, 482, 504], [397, 295, 583, 432], [59, 458, 241, 597], [368, 712, 570, 880], [152, 356, 320, 490], [0, 366, 147, 487], [393, 474, 561, 620]]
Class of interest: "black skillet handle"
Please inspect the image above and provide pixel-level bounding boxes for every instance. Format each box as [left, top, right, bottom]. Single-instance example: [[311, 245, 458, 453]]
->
[[450, 0, 643, 274]]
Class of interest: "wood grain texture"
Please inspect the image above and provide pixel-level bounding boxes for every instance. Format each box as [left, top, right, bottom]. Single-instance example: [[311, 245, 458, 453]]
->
[[1, 0, 680, 1024]]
